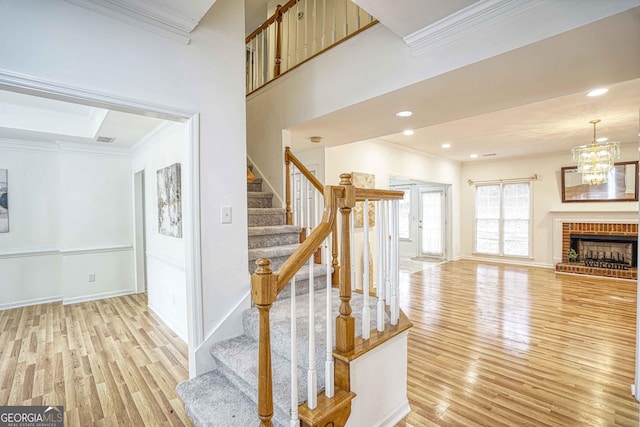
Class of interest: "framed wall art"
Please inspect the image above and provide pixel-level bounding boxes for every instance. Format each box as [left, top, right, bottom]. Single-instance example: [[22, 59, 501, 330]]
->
[[157, 163, 182, 237]]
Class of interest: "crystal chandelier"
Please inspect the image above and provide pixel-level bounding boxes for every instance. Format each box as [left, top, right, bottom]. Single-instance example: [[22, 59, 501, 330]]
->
[[571, 119, 620, 185]]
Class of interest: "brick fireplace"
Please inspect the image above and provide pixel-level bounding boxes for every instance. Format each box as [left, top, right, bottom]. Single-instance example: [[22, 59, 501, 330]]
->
[[556, 222, 638, 279]]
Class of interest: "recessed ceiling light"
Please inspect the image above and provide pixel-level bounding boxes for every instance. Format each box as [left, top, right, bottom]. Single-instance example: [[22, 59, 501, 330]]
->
[[587, 88, 608, 97], [403, 129, 414, 136], [396, 110, 413, 118], [441, 143, 451, 148], [470, 154, 478, 159], [596, 137, 608, 143]]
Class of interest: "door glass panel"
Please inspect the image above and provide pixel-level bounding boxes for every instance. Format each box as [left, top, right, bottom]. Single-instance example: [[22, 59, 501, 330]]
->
[[421, 191, 443, 256]]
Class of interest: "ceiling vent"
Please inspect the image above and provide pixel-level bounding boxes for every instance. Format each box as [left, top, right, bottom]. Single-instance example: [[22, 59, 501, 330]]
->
[[95, 136, 115, 143]]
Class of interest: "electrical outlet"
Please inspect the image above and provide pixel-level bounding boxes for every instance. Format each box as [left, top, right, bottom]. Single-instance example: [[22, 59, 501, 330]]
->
[[88, 273, 96, 282]]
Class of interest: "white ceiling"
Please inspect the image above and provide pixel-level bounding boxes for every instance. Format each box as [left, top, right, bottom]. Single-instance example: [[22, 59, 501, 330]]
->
[[287, 6, 640, 164], [0, 90, 167, 150]]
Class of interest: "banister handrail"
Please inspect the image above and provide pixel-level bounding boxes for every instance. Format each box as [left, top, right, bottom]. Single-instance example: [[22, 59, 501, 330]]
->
[[285, 147, 324, 194], [246, 0, 298, 44], [275, 184, 342, 291], [251, 169, 407, 427]]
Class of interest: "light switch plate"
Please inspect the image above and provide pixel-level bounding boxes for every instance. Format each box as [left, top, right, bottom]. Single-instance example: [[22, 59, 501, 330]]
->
[[221, 206, 232, 224]]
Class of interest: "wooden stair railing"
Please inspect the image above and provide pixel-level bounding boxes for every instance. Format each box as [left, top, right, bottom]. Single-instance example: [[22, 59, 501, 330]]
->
[[246, 0, 378, 94], [252, 166, 406, 427]]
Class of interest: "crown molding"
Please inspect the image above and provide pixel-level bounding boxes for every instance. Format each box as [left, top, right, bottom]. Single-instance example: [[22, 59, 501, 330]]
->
[[0, 137, 131, 158], [404, 0, 543, 55], [62, 0, 200, 44]]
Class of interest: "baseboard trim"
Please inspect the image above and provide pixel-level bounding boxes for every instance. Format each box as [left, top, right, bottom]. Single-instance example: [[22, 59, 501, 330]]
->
[[0, 295, 63, 311], [148, 303, 188, 343], [460, 255, 554, 269], [194, 289, 252, 377], [376, 399, 411, 427], [63, 289, 135, 305]]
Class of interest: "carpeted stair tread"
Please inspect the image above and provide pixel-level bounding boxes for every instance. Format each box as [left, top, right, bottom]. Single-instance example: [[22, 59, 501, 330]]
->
[[248, 243, 299, 259], [248, 208, 286, 226], [248, 224, 301, 236], [247, 192, 274, 208], [243, 288, 384, 370], [211, 335, 310, 426], [176, 370, 262, 427]]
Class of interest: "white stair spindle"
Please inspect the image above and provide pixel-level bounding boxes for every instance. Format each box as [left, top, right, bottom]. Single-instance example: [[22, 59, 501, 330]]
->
[[376, 200, 385, 332], [290, 276, 300, 427], [321, 0, 326, 49], [384, 200, 392, 306], [350, 208, 355, 291], [302, 178, 308, 230], [390, 199, 399, 325], [324, 238, 334, 398], [362, 198, 370, 339], [343, 0, 348, 37], [331, 0, 336, 43], [307, 254, 317, 409]]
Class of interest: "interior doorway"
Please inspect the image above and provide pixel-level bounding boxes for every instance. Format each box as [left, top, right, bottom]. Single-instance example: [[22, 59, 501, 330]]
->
[[134, 170, 147, 293]]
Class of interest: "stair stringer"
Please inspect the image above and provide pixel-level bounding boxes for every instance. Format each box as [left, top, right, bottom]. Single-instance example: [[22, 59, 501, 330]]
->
[[193, 288, 252, 376], [247, 152, 284, 208]]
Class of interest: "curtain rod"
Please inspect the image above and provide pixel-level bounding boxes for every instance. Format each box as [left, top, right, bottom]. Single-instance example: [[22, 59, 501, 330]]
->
[[468, 174, 538, 185]]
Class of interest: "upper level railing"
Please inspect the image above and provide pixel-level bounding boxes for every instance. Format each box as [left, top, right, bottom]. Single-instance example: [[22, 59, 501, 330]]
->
[[246, 0, 377, 94], [250, 148, 411, 426]]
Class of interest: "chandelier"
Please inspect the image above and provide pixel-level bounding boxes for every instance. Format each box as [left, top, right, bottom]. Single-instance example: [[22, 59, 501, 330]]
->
[[571, 119, 620, 185]]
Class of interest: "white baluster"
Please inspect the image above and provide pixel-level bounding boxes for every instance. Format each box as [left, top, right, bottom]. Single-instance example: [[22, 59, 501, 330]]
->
[[390, 199, 399, 325], [307, 253, 317, 409], [356, 5, 360, 29], [362, 198, 370, 339], [302, 177, 308, 230], [350, 208, 355, 291], [324, 238, 334, 398], [321, 0, 326, 49], [376, 200, 385, 332], [384, 200, 392, 307], [331, 0, 336, 43], [293, 168, 299, 227], [290, 276, 299, 427], [303, 0, 308, 59], [343, 0, 347, 37], [311, 0, 317, 56], [295, 1, 300, 64]]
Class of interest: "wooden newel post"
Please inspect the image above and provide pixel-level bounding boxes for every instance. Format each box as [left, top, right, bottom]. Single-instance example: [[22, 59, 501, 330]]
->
[[274, 5, 283, 77], [336, 173, 355, 354], [252, 258, 277, 427], [285, 147, 292, 225]]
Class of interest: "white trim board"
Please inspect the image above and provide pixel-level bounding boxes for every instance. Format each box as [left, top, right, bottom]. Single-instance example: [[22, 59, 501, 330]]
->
[[146, 250, 186, 270], [0, 295, 63, 311], [0, 69, 202, 378], [63, 289, 136, 305], [0, 245, 133, 259]]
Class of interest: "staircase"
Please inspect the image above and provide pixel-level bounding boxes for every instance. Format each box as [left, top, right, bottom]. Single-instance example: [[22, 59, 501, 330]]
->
[[177, 167, 380, 426]]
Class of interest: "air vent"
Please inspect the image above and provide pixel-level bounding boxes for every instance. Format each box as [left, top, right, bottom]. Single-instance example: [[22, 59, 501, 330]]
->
[[482, 153, 496, 157], [95, 136, 115, 143]]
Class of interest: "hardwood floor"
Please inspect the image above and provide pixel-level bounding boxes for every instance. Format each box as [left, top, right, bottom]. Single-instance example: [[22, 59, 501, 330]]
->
[[396, 260, 639, 426], [0, 294, 192, 426], [2, 261, 638, 426]]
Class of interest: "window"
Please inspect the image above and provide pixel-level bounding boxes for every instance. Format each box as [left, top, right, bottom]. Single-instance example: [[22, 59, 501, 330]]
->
[[398, 188, 411, 240], [475, 182, 531, 257]]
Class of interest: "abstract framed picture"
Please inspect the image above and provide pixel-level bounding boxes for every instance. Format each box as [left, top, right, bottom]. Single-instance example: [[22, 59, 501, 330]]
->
[[0, 169, 7, 233], [157, 163, 182, 238], [352, 171, 375, 227]]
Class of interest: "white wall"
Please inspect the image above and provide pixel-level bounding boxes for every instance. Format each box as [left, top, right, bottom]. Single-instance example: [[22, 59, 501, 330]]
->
[[246, 2, 638, 205], [0, 145, 135, 308], [133, 122, 188, 340], [0, 0, 247, 374], [460, 146, 639, 267]]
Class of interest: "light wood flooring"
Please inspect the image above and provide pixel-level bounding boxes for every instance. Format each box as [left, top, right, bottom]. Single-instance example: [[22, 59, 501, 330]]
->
[[0, 293, 192, 426], [396, 259, 639, 426], [2, 261, 639, 426]]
